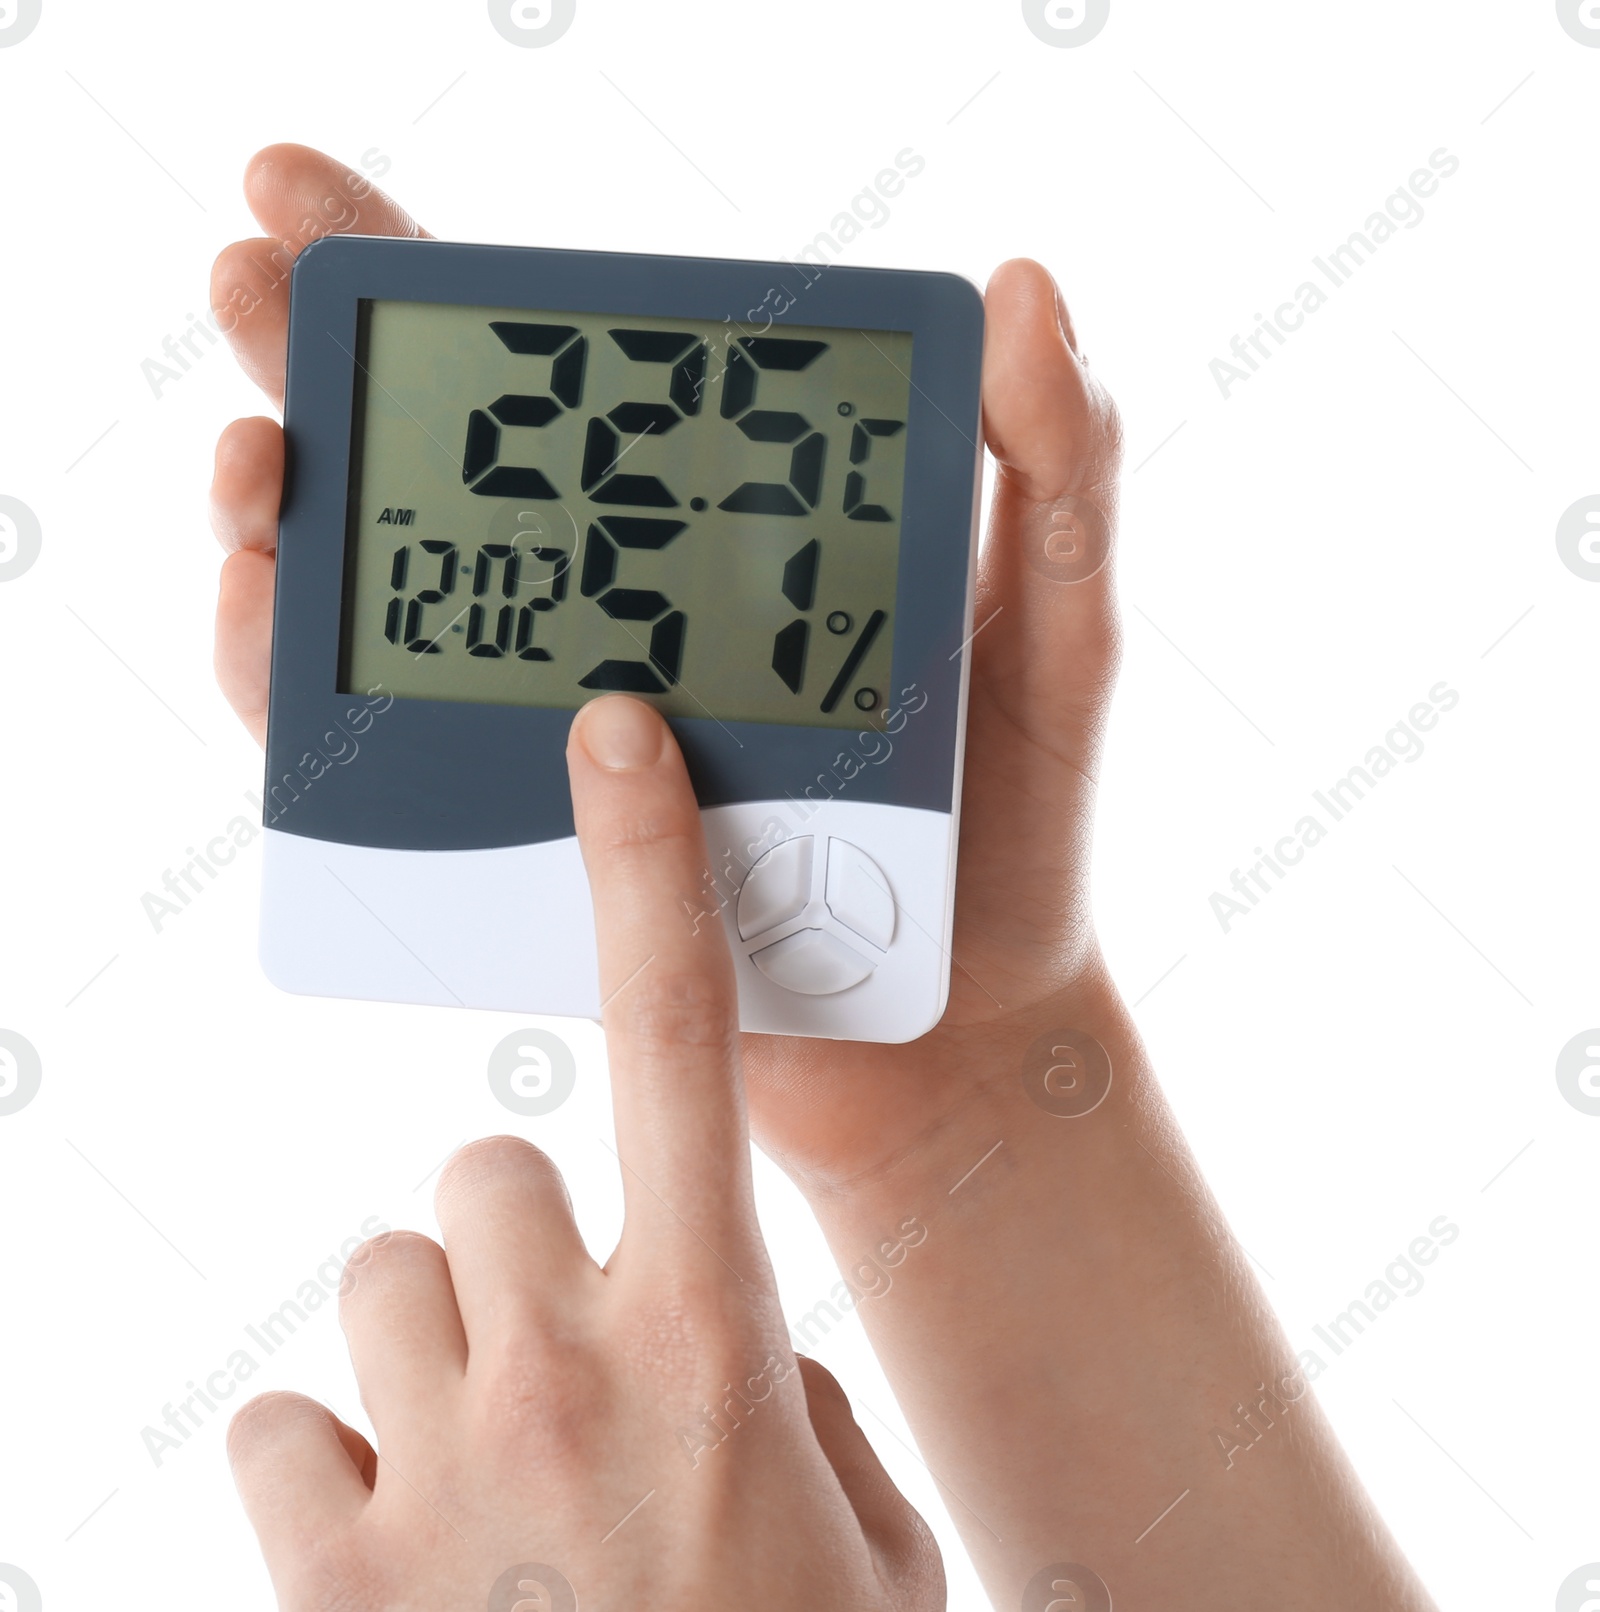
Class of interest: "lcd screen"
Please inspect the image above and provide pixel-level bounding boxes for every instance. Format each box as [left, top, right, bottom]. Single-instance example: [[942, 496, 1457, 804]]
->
[[339, 299, 913, 728]]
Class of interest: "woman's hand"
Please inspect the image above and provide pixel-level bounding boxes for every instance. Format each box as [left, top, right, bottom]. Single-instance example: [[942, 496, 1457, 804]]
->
[[208, 143, 1124, 1193], [226, 695, 942, 1611]]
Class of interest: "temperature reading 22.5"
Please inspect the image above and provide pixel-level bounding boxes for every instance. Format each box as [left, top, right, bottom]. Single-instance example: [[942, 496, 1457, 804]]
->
[[343, 301, 912, 728]]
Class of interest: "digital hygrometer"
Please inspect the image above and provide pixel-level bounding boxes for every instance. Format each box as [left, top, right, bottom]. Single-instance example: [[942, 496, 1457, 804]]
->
[[260, 234, 983, 1041]]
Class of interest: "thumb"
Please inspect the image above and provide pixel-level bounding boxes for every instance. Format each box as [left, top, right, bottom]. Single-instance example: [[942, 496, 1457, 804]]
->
[[976, 257, 1123, 722], [796, 1357, 944, 1606]]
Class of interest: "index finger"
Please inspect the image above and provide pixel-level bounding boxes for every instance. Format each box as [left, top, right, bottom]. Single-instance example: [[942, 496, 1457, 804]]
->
[[565, 695, 767, 1289], [210, 143, 430, 407]]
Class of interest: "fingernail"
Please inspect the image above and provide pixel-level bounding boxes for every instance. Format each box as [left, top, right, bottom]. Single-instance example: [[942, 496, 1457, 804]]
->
[[578, 696, 664, 771]]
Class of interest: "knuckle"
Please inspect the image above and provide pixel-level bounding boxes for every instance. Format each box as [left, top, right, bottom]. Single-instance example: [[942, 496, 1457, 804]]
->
[[225, 1389, 322, 1463], [623, 1281, 762, 1385], [437, 1134, 563, 1204], [1100, 608, 1125, 678], [474, 1342, 607, 1463], [611, 968, 737, 1056], [208, 241, 243, 289], [1076, 599, 1122, 686], [597, 810, 701, 862], [625, 1289, 711, 1370], [339, 1227, 435, 1301], [889, 1507, 946, 1608], [1094, 381, 1125, 455]]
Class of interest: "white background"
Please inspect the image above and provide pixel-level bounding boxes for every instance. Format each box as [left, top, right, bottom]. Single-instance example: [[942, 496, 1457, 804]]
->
[[0, 2, 1594, 1608]]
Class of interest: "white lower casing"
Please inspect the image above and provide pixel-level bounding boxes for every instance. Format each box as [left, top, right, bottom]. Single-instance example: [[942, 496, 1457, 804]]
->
[[259, 798, 958, 1042]]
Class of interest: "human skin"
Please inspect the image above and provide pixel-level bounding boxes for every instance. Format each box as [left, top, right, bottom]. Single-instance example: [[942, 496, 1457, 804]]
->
[[210, 145, 1438, 1610], [227, 697, 943, 1611]]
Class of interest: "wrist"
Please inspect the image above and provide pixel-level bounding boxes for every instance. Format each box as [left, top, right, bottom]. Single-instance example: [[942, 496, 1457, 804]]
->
[[780, 954, 1139, 1224]]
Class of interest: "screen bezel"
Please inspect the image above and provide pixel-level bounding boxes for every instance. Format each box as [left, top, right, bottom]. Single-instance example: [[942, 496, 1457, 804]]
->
[[267, 234, 984, 852]]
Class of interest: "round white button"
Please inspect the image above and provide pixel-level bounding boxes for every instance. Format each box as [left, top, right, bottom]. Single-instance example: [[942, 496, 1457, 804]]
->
[[737, 835, 897, 996]]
